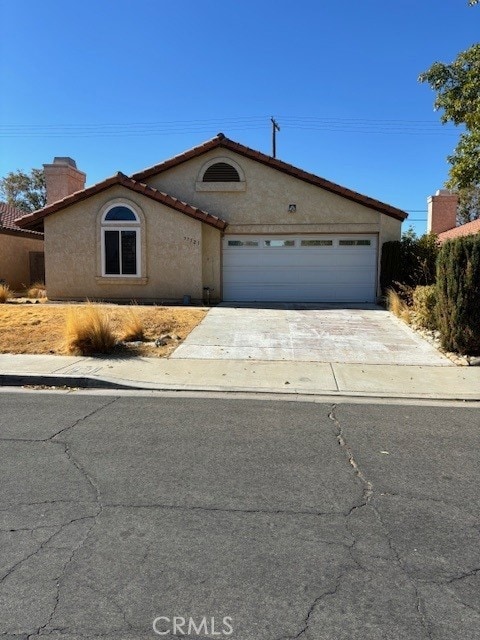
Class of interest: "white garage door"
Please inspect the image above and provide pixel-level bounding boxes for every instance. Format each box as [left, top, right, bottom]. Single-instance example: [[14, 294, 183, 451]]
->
[[223, 235, 378, 302]]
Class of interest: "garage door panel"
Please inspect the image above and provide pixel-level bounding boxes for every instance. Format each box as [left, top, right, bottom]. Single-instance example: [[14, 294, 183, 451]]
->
[[223, 283, 375, 303], [223, 266, 376, 286], [224, 252, 357, 269], [223, 235, 377, 302]]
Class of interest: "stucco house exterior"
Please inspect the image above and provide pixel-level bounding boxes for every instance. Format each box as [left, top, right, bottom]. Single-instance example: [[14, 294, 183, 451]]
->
[[16, 134, 407, 303], [0, 202, 44, 291]]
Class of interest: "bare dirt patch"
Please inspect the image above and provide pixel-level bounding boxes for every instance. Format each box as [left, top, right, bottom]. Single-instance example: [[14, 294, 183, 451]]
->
[[0, 303, 207, 357]]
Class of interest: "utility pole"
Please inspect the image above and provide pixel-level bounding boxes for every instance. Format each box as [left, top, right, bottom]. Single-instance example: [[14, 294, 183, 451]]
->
[[271, 117, 280, 158]]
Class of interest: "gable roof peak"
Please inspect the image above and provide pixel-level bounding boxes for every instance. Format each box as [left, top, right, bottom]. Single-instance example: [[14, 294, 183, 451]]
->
[[130, 135, 407, 222]]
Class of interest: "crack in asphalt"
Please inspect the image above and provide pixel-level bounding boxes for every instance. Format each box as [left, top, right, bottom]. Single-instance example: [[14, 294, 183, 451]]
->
[[0, 526, 63, 585], [2, 398, 119, 638], [328, 404, 434, 640], [31, 400, 120, 636], [279, 577, 343, 640], [102, 502, 340, 518], [0, 500, 84, 511], [445, 566, 480, 584]]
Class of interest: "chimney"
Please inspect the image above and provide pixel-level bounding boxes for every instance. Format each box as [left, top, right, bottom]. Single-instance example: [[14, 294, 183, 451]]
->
[[427, 189, 458, 235], [43, 157, 86, 205]]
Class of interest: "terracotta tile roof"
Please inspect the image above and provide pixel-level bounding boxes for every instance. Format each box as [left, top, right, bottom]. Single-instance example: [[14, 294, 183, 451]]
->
[[131, 133, 408, 222], [0, 202, 43, 237], [438, 218, 480, 242], [15, 173, 227, 232]]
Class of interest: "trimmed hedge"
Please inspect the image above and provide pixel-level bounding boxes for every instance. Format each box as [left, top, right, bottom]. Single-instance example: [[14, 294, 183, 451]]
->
[[436, 236, 480, 355]]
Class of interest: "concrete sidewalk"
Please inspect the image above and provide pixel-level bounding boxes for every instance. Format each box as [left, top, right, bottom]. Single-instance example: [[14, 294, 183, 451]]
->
[[0, 353, 479, 400]]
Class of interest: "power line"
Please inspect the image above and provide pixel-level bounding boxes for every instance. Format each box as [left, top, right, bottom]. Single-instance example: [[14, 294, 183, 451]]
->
[[0, 115, 459, 138]]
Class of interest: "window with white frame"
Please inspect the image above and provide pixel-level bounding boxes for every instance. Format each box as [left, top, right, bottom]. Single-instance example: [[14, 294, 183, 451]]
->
[[101, 205, 141, 276]]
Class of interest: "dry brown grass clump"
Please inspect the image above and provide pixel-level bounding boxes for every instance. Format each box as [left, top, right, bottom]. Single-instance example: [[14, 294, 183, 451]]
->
[[411, 284, 437, 330], [0, 284, 12, 303], [26, 282, 47, 299], [386, 288, 411, 323], [65, 304, 117, 355], [0, 303, 206, 356], [121, 306, 145, 342]]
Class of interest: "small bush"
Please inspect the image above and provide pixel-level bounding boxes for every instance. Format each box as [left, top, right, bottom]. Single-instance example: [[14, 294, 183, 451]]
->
[[0, 283, 12, 303], [65, 304, 116, 355], [26, 282, 47, 299], [411, 285, 437, 330], [437, 236, 480, 355], [386, 288, 411, 323], [122, 307, 145, 342]]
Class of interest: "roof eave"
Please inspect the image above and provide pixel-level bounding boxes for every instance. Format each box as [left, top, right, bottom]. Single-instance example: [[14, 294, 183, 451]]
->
[[15, 173, 227, 232]]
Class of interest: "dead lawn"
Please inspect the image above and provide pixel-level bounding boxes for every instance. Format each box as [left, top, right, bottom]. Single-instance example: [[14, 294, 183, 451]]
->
[[0, 303, 207, 357]]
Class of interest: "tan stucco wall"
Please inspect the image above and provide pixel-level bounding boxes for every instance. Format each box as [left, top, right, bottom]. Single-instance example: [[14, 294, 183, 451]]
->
[[0, 232, 44, 291], [201, 224, 222, 300], [146, 148, 402, 243], [44, 185, 221, 301]]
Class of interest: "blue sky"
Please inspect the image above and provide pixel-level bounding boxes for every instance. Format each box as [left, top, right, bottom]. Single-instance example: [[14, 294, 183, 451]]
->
[[1, 0, 478, 234]]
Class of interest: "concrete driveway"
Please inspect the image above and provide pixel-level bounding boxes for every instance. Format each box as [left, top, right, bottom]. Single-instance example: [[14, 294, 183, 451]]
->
[[172, 303, 452, 366]]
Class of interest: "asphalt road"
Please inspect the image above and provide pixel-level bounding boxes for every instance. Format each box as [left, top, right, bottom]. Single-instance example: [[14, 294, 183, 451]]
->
[[0, 391, 479, 640]]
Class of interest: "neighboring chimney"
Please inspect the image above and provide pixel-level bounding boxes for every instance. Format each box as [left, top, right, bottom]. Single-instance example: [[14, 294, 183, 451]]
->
[[43, 157, 86, 205], [427, 189, 458, 235]]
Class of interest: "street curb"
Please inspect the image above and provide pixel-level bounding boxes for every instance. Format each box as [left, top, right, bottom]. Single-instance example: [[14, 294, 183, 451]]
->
[[1, 372, 480, 402], [0, 373, 137, 390]]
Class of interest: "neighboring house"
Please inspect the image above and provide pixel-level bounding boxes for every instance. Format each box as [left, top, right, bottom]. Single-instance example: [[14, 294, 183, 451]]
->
[[0, 202, 44, 291], [427, 189, 480, 243], [16, 135, 407, 303]]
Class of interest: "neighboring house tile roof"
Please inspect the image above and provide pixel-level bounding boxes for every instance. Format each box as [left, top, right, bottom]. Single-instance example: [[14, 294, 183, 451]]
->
[[0, 202, 43, 237], [15, 173, 227, 232], [131, 133, 408, 222], [438, 218, 480, 242]]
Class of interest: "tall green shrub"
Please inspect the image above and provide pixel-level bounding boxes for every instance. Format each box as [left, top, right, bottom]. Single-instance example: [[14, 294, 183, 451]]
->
[[380, 241, 401, 292], [380, 232, 439, 294], [436, 236, 480, 355]]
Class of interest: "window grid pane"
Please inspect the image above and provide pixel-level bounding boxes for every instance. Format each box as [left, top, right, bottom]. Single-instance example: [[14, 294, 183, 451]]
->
[[301, 240, 333, 247], [264, 240, 295, 247], [339, 239, 371, 246], [105, 230, 120, 274], [228, 240, 259, 247], [121, 230, 137, 275]]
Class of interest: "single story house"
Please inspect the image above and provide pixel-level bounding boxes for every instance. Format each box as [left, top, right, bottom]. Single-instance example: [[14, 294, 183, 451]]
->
[[0, 202, 44, 291], [16, 135, 407, 303], [427, 189, 480, 243]]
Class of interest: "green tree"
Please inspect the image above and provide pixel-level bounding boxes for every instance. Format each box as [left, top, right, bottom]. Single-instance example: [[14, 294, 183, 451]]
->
[[419, 42, 480, 218], [0, 168, 46, 213], [457, 186, 480, 224]]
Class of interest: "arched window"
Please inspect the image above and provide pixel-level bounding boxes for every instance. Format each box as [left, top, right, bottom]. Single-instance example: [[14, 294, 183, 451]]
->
[[104, 205, 138, 222], [202, 162, 240, 182], [101, 204, 141, 276]]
